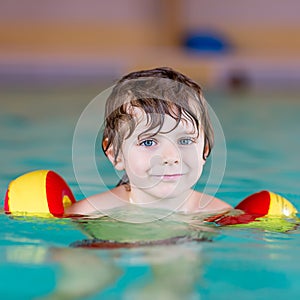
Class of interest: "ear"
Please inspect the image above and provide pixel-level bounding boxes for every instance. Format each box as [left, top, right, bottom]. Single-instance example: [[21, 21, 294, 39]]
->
[[203, 143, 210, 161], [105, 145, 125, 171]]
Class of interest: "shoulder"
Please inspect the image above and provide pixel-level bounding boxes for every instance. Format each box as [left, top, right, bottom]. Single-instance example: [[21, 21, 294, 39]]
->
[[184, 191, 232, 213], [65, 186, 129, 216], [204, 196, 232, 212]]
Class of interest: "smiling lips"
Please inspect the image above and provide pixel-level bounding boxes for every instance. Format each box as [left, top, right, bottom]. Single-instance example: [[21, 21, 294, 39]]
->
[[152, 174, 183, 181]]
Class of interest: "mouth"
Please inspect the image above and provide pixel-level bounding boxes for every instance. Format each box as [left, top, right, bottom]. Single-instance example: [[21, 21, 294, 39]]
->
[[152, 174, 184, 181]]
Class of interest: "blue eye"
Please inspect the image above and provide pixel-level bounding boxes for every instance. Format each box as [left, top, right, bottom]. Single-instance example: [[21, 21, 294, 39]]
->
[[140, 139, 156, 147], [178, 138, 194, 145]]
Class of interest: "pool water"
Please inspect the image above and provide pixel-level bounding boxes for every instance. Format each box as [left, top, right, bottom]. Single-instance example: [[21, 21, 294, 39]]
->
[[1, 86, 300, 299]]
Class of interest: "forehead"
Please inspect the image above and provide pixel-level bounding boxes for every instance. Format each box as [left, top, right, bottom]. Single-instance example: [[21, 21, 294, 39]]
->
[[130, 107, 198, 135]]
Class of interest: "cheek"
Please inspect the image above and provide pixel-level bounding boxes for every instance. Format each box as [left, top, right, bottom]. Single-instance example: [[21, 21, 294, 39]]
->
[[183, 145, 205, 167], [125, 148, 152, 175]]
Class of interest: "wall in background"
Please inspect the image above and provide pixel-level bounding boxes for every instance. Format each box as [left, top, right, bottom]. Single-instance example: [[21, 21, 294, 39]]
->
[[1, 0, 300, 88], [1, 0, 300, 54]]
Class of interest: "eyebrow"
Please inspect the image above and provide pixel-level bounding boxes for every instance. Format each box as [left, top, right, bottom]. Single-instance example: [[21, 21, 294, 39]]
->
[[137, 131, 158, 140], [137, 128, 198, 139], [134, 115, 201, 139]]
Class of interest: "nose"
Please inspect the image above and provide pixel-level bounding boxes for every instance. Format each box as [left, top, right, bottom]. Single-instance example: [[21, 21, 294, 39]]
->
[[161, 140, 180, 165]]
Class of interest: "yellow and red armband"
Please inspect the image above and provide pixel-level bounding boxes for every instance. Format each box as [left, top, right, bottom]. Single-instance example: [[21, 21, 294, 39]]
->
[[206, 190, 298, 226], [4, 170, 76, 217]]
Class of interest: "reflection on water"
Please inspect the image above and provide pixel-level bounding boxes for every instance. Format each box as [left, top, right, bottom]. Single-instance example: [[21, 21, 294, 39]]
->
[[1, 209, 300, 299], [1, 241, 205, 299], [73, 206, 218, 243], [2, 225, 300, 299]]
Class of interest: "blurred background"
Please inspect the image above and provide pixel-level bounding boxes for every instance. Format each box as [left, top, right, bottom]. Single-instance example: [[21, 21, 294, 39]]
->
[[1, 0, 300, 90]]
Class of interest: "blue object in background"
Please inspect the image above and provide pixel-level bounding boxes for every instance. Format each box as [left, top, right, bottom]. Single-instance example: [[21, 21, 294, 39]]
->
[[183, 31, 231, 53]]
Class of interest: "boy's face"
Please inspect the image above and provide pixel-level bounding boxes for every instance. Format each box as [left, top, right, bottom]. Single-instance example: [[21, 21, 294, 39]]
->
[[109, 108, 207, 203]]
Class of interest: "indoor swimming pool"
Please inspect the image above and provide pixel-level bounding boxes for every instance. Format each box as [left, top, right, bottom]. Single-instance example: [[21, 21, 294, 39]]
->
[[1, 85, 300, 299]]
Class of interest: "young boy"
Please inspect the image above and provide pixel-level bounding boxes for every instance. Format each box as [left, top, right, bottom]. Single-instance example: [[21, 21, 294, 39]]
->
[[66, 67, 232, 215]]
